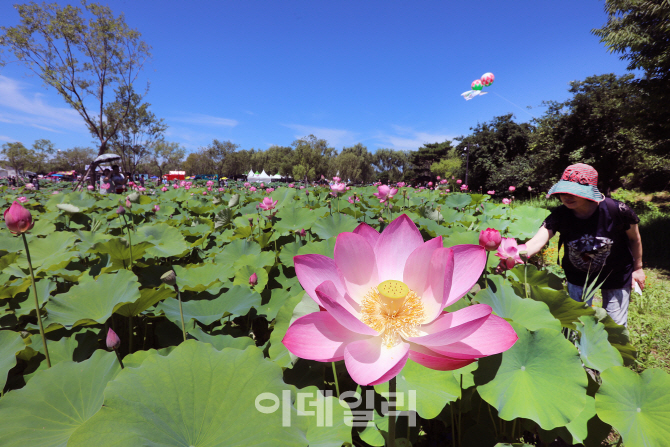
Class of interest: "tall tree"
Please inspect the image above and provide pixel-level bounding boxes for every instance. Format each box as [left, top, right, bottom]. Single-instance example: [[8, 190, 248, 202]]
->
[[291, 135, 335, 182], [334, 143, 374, 183], [30, 139, 55, 174], [372, 148, 408, 183], [405, 142, 452, 182], [205, 139, 240, 177], [147, 141, 185, 178], [104, 86, 167, 176], [0, 1, 152, 184], [1, 142, 35, 177], [50, 147, 96, 173]]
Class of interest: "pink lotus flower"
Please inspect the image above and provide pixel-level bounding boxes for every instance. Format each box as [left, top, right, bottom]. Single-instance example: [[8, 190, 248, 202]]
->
[[373, 185, 398, 203], [259, 196, 278, 211], [508, 186, 516, 192], [25, 183, 34, 190], [125, 198, 132, 208], [218, 188, 225, 192], [300, 186, 305, 190], [106, 328, 121, 350], [528, 186, 533, 192], [445, 189, 450, 192], [202, 191, 207, 195], [153, 205, 160, 212], [161, 186, 168, 192], [172, 184, 179, 189], [3, 201, 34, 234], [102, 183, 111, 190], [289, 183, 295, 188], [456, 179, 462, 184], [17, 196, 28, 203], [397, 182, 405, 188], [460, 185, 468, 191], [479, 228, 502, 251], [206, 180, 214, 186], [184, 185, 191, 190], [52, 191, 59, 195], [427, 182, 433, 187], [502, 198, 511, 205], [283, 215, 518, 385], [437, 176, 441, 180], [249, 186, 257, 192], [260, 182, 265, 188], [249, 273, 258, 287], [86, 184, 94, 190], [347, 195, 360, 204], [244, 182, 251, 188], [207, 186, 212, 191], [266, 187, 275, 193], [440, 179, 448, 184], [495, 238, 526, 270], [487, 190, 495, 195], [333, 177, 341, 182], [138, 187, 146, 192], [128, 181, 135, 187], [331, 183, 346, 194]]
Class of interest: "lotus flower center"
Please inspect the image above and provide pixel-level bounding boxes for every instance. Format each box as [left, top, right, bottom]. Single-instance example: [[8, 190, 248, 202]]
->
[[361, 280, 425, 348]]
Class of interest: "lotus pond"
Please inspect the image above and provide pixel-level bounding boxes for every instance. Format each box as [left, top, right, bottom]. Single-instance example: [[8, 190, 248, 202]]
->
[[0, 183, 668, 447]]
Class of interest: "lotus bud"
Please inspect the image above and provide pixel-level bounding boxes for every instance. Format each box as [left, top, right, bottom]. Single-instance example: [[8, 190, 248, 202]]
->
[[87, 185, 94, 190], [479, 228, 502, 251], [116, 206, 126, 215], [509, 186, 516, 192], [125, 198, 132, 208], [161, 270, 177, 286], [299, 228, 306, 238], [378, 217, 384, 223], [249, 273, 258, 286], [3, 201, 34, 234], [153, 205, 160, 212], [106, 328, 121, 350]]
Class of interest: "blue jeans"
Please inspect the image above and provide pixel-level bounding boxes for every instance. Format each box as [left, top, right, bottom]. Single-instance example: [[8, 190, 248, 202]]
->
[[567, 282, 630, 327]]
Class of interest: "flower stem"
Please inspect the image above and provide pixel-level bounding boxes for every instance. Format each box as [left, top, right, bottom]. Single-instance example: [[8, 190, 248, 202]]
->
[[485, 251, 490, 284], [114, 349, 125, 369], [331, 362, 340, 398], [22, 233, 51, 368], [122, 214, 133, 270], [175, 286, 187, 342], [388, 377, 396, 447]]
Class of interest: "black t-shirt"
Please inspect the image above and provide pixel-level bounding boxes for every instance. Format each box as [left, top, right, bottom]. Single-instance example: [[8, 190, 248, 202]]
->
[[542, 199, 640, 289]]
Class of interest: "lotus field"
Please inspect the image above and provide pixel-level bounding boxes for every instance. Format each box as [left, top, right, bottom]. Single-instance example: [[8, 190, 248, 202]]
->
[[0, 181, 668, 447]]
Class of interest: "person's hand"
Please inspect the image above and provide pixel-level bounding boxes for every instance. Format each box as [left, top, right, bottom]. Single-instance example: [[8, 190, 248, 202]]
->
[[632, 268, 646, 291]]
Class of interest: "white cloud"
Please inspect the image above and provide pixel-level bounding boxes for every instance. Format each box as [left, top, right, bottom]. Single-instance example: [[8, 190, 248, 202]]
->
[[0, 135, 17, 143], [170, 113, 238, 128], [0, 75, 85, 132], [375, 126, 457, 151], [282, 124, 357, 149]]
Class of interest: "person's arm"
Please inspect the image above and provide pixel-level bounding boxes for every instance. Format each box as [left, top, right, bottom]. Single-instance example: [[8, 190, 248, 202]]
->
[[524, 226, 554, 258], [626, 224, 645, 290]]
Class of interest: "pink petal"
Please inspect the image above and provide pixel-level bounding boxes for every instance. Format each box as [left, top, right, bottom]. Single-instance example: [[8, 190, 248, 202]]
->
[[408, 343, 476, 371], [315, 281, 377, 336], [294, 254, 346, 307], [407, 304, 492, 346], [429, 314, 519, 360], [334, 233, 378, 302], [420, 247, 455, 321], [344, 338, 410, 386], [353, 222, 380, 248], [447, 244, 487, 306], [374, 214, 425, 281], [403, 237, 443, 299], [283, 312, 371, 362]]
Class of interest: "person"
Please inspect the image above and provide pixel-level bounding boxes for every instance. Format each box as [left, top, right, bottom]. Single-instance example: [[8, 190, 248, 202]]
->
[[524, 164, 644, 326], [110, 165, 126, 194], [99, 168, 112, 195]]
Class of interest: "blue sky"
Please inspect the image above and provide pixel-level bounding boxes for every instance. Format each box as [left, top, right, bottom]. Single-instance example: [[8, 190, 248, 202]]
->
[[0, 0, 630, 154]]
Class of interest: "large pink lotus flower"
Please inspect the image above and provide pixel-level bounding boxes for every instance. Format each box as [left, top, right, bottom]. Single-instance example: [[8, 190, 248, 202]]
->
[[331, 183, 346, 194], [283, 214, 518, 386], [259, 196, 278, 211], [4, 201, 34, 234], [495, 238, 526, 270], [373, 185, 398, 203]]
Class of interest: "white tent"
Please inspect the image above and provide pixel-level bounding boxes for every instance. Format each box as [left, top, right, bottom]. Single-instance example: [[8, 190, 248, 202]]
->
[[246, 169, 272, 183]]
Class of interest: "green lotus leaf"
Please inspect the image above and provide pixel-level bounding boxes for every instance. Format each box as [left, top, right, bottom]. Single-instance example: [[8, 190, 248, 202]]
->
[[56, 203, 80, 213], [539, 395, 611, 447], [298, 237, 337, 259], [89, 238, 153, 271], [574, 315, 623, 372], [213, 238, 261, 263], [228, 193, 240, 207], [9, 278, 55, 317], [188, 326, 255, 351], [46, 192, 96, 212], [270, 187, 297, 209], [23, 328, 100, 378], [475, 276, 561, 331], [134, 223, 190, 258], [279, 241, 304, 268], [214, 207, 232, 229], [374, 359, 461, 419], [233, 264, 269, 292], [311, 213, 359, 240], [299, 385, 353, 446], [121, 346, 175, 368], [68, 341, 308, 447], [158, 285, 262, 325], [443, 193, 472, 209], [476, 323, 588, 430], [46, 269, 142, 328], [523, 282, 595, 329], [269, 293, 306, 368], [0, 330, 25, 389], [0, 277, 31, 300], [75, 230, 112, 252], [595, 366, 670, 447], [173, 262, 234, 292], [274, 206, 318, 234], [234, 251, 276, 270], [509, 264, 564, 291], [16, 232, 78, 272], [0, 350, 120, 447], [115, 285, 174, 317]]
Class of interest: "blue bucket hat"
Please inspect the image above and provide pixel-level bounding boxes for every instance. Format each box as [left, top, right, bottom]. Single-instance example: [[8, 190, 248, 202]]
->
[[546, 163, 604, 202]]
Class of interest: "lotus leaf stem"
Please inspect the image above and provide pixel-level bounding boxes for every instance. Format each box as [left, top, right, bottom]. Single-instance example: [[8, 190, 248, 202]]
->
[[388, 376, 396, 447], [22, 233, 51, 368], [331, 362, 340, 398], [174, 286, 187, 342]]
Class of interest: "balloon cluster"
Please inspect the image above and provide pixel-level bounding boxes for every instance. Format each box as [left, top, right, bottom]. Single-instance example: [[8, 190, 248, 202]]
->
[[462, 72, 495, 100]]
